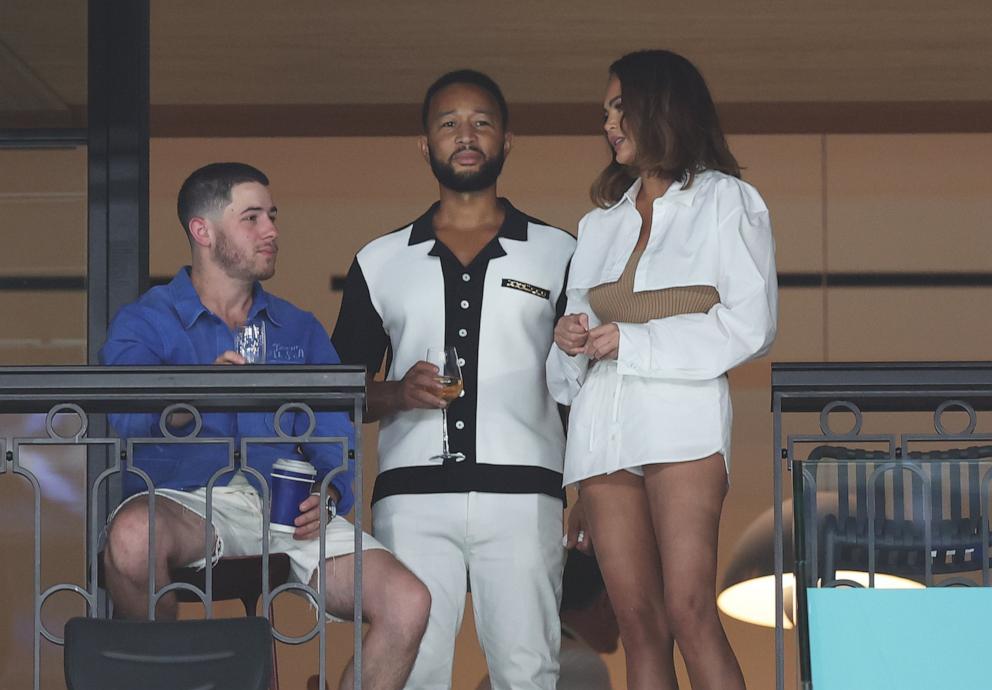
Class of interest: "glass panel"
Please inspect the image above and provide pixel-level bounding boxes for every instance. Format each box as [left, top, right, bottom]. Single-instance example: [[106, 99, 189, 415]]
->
[[0, 0, 87, 129], [0, 147, 87, 364], [0, 144, 86, 688]]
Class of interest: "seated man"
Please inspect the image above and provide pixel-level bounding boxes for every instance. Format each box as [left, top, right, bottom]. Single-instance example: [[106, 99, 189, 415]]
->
[[99, 162, 430, 690]]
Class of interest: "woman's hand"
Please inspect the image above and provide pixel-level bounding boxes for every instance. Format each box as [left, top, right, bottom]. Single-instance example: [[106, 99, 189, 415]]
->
[[554, 313, 590, 356], [563, 494, 593, 554], [584, 323, 620, 360]]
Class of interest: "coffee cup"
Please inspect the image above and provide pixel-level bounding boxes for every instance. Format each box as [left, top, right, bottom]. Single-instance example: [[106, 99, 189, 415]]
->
[[270, 458, 317, 532]]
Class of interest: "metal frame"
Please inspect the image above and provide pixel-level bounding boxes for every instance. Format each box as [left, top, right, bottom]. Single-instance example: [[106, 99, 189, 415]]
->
[[0, 365, 366, 690], [772, 361, 992, 690]]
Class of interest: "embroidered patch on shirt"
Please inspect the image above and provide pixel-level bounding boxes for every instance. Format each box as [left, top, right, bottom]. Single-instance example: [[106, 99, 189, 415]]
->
[[268, 343, 305, 362], [501, 279, 551, 300]]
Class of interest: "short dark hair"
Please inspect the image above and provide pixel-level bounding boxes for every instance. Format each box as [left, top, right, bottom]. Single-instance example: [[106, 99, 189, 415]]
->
[[176, 162, 269, 234], [591, 50, 741, 208], [560, 549, 606, 612], [421, 69, 509, 132]]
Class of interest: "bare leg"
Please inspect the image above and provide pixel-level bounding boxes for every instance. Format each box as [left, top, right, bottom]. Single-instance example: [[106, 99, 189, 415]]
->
[[645, 454, 745, 690], [317, 549, 431, 690], [581, 471, 679, 690], [103, 496, 208, 619]]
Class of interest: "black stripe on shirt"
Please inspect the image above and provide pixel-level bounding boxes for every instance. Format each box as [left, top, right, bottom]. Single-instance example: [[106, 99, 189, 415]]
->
[[372, 464, 565, 504]]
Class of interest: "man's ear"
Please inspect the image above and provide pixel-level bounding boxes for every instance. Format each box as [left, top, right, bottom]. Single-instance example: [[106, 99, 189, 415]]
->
[[502, 131, 513, 158], [187, 216, 212, 248], [418, 135, 430, 163]]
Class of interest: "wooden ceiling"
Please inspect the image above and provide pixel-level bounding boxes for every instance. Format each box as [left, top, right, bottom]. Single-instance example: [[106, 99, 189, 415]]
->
[[2, 0, 991, 133]]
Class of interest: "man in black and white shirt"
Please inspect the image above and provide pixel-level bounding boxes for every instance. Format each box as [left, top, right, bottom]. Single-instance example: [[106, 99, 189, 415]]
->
[[332, 70, 575, 690]]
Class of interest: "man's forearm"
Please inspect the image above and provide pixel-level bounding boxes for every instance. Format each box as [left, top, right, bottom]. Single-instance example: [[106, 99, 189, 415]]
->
[[365, 378, 403, 422]]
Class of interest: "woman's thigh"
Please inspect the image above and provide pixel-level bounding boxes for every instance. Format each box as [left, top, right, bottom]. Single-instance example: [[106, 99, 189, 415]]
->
[[643, 454, 728, 603], [580, 471, 666, 616]]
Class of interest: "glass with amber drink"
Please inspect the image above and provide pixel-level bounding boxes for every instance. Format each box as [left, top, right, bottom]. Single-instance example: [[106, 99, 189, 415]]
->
[[426, 346, 465, 462]]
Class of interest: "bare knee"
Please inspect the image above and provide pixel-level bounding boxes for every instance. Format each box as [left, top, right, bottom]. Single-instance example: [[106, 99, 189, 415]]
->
[[369, 567, 431, 645], [614, 602, 671, 653], [104, 502, 177, 581], [665, 588, 719, 643]]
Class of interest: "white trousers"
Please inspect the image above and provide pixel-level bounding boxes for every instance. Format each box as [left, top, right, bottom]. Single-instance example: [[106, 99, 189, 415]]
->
[[374, 492, 564, 690]]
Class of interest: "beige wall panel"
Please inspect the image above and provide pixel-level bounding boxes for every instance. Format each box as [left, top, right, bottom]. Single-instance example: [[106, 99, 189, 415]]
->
[[826, 287, 992, 361], [826, 134, 992, 272], [0, 148, 86, 194], [730, 135, 823, 274], [0, 292, 85, 365], [0, 198, 86, 274], [499, 135, 607, 233]]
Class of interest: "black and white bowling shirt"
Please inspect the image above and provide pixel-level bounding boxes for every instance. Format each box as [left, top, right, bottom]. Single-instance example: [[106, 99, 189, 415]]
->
[[332, 199, 575, 504]]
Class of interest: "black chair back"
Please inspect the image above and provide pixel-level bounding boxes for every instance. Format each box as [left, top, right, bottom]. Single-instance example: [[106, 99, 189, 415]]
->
[[807, 444, 992, 581], [64, 616, 273, 690]]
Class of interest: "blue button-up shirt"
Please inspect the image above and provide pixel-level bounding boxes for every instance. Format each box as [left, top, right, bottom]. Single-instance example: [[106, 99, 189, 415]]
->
[[99, 267, 356, 514]]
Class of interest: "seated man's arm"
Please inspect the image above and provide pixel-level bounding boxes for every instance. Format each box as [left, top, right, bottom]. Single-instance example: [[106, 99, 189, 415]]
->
[[100, 306, 175, 438]]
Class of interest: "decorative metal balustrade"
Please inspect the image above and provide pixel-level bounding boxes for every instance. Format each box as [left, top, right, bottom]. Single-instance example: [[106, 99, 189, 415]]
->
[[0, 365, 366, 690], [773, 362, 992, 690]]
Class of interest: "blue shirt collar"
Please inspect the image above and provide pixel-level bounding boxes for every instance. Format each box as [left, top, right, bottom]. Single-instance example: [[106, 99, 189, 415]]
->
[[167, 267, 283, 329]]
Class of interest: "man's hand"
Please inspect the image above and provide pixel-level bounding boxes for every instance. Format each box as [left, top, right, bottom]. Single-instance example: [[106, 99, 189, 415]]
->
[[365, 361, 449, 422], [293, 486, 342, 540], [563, 494, 593, 554], [584, 323, 620, 361], [393, 361, 447, 411], [214, 350, 247, 365], [167, 350, 247, 429], [554, 313, 590, 356]]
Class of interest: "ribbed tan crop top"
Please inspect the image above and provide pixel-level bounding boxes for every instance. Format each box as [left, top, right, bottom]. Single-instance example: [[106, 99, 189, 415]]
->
[[588, 249, 720, 324]]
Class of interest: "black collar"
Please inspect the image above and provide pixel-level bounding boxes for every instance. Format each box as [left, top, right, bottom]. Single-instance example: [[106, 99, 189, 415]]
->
[[407, 198, 529, 246]]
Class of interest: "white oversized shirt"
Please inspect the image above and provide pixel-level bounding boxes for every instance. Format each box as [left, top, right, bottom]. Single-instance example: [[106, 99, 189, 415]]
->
[[546, 171, 778, 484]]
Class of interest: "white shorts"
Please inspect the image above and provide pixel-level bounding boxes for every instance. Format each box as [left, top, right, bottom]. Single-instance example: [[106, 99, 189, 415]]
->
[[109, 474, 387, 593]]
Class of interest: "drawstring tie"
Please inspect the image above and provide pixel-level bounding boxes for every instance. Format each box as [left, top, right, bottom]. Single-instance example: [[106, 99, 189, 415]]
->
[[588, 365, 624, 453]]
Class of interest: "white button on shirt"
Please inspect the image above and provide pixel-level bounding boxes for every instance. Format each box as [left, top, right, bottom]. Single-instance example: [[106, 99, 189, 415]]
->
[[462, 273, 471, 282], [546, 171, 778, 485], [460, 300, 470, 309]]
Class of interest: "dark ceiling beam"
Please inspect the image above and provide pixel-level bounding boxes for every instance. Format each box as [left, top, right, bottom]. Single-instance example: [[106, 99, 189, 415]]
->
[[149, 101, 992, 137], [5, 101, 991, 137]]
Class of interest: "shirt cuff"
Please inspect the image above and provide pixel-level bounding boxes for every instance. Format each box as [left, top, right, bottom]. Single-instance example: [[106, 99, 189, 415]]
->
[[616, 322, 652, 373]]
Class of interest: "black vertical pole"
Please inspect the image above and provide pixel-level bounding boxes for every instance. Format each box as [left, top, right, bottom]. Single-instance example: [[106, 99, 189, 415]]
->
[[87, 0, 150, 613], [87, 0, 149, 341]]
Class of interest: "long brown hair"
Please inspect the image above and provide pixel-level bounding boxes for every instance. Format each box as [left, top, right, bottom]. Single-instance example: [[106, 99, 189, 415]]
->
[[591, 50, 740, 208]]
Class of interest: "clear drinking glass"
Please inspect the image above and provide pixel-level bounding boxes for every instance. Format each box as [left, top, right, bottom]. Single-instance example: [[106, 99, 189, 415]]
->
[[235, 320, 266, 363], [426, 346, 465, 462]]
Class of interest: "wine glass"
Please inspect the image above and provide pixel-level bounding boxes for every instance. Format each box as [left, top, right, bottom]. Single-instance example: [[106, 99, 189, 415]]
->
[[426, 346, 465, 463], [235, 320, 267, 364]]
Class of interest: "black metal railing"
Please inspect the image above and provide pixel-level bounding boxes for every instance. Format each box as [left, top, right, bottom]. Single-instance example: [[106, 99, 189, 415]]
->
[[772, 361, 992, 690], [0, 365, 366, 690]]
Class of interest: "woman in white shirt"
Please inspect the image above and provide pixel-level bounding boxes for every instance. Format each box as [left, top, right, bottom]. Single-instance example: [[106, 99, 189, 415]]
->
[[548, 50, 777, 689]]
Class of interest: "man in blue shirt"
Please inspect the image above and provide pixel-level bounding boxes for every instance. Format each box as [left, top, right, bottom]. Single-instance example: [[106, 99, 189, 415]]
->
[[100, 162, 430, 690]]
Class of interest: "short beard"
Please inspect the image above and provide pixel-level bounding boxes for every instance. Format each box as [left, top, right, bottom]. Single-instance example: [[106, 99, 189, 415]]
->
[[214, 229, 275, 282], [429, 146, 505, 193]]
